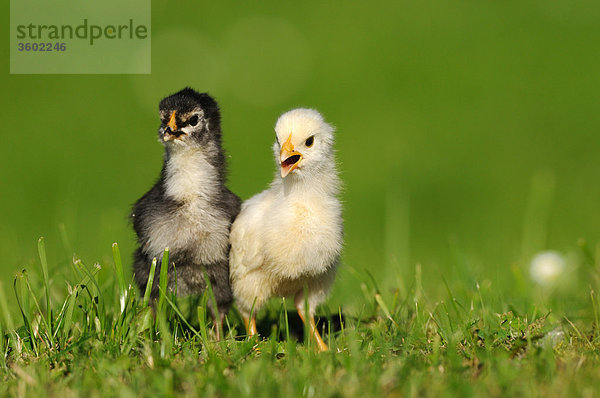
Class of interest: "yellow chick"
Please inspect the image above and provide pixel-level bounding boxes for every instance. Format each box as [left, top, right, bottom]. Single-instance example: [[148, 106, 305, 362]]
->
[[229, 108, 343, 351]]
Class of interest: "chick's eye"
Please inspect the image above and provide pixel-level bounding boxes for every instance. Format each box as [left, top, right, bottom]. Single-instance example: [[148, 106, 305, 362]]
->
[[305, 136, 314, 147], [188, 115, 199, 126]]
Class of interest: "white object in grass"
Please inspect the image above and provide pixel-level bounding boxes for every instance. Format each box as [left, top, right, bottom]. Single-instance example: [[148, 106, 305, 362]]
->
[[530, 251, 565, 286]]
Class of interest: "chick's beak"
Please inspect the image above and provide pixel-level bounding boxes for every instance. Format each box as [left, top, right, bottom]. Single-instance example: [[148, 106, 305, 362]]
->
[[163, 111, 178, 141], [280, 133, 303, 178]]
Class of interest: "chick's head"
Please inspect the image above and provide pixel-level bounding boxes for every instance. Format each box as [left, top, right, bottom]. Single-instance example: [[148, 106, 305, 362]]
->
[[274, 108, 334, 178], [158, 88, 221, 149]]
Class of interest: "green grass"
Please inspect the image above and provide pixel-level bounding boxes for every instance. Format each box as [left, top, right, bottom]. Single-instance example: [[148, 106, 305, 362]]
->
[[1, 239, 599, 397]]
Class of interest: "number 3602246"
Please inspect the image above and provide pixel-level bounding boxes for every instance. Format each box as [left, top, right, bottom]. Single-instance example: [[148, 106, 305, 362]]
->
[[17, 42, 66, 51]]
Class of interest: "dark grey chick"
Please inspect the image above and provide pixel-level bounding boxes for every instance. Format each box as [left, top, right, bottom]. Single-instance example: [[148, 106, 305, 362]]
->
[[131, 88, 241, 334]]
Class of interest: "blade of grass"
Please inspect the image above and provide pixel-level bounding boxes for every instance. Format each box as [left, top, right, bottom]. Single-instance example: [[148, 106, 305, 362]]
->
[[0, 284, 8, 369], [197, 295, 212, 356], [157, 313, 172, 359], [74, 259, 105, 330], [47, 335, 91, 362], [37, 237, 52, 336], [441, 300, 455, 333], [70, 255, 85, 285], [365, 270, 382, 295], [375, 293, 399, 329], [23, 275, 55, 347], [338, 306, 344, 345], [13, 271, 36, 353], [442, 277, 464, 326], [158, 286, 201, 340], [172, 261, 178, 297], [143, 258, 157, 307], [112, 243, 127, 314], [203, 272, 222, 341], [51, 286, 75, 340], [0, 316, 4, 368], [157, 248, 170, 324], [283, 297, 290, 342], [590, 287, 600, 341], [564, 316, 594, 350], [58, 269, 93, 340], [328, 316, 332, 350], [62, 287, 79, 339], [223, 314, 233, 341], [119, 285, 140, 351], [248, 297, 257, 339], [303, 285, 310, 349]]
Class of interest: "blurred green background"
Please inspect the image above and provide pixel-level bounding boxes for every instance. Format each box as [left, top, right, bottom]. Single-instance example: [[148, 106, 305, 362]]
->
[[1, 1, 599, 311]]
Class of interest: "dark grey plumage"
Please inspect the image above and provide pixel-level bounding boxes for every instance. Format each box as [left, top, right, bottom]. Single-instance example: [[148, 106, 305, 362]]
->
[[131, 88, 241, 321]]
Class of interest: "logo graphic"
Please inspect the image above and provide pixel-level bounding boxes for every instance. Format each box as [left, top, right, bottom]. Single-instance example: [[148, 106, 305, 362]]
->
[[10, 0, 151, 74]]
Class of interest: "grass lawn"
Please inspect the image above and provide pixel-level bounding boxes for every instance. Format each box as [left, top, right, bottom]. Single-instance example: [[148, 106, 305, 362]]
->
[[1, 239, 599, 397]]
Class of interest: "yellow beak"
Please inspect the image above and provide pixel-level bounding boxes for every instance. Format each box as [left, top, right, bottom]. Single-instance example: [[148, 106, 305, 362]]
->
[[280, 133, 303, 178], [167, 111, 178, 132], [163, 111, 178, 141]]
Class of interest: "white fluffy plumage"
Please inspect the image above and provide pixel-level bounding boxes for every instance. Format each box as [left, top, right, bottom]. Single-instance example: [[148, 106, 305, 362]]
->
[[229, 108, 343, 350]]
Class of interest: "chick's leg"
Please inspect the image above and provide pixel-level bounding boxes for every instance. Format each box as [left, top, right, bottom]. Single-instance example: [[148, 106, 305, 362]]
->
[[294, 291, 328, 352], [243, 315, 257, 336], [206, 301, 227, 341], [234, 272, 264, 337]]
